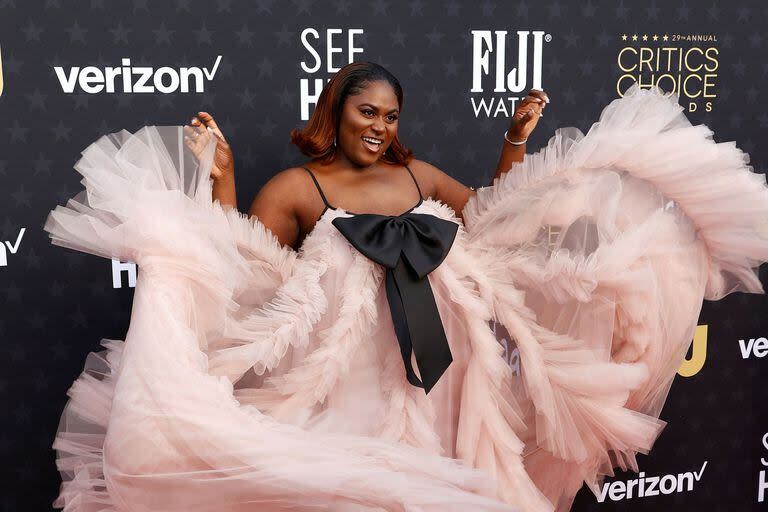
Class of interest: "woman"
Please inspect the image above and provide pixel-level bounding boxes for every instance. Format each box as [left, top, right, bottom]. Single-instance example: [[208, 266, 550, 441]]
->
[[45, 61, 768, 512], [184, 63, 545, 251]]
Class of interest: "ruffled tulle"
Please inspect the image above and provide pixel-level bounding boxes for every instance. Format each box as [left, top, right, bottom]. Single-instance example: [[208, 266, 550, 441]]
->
[[45, 126, 526, 512], [45, 83, 768, 512], [462, 82, 768, 510]]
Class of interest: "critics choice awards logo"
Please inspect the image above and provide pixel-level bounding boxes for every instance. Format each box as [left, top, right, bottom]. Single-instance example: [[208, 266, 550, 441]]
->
[[616, 32, 719, 112], [469, 30, 551, 119]]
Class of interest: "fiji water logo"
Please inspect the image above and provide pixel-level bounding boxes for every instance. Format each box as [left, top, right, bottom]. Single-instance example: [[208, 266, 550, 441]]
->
[[54, 55, 222, 94], [469, 30, 551, 118], [596, 461, 708, 502]]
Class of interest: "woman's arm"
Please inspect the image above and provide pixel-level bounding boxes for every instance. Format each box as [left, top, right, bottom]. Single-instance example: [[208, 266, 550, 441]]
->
[[213, 173, 238, 209], [492, 137, 526, 182], [491, 88, 549, 182], [185, 112, 238, 209], [247, 168, 306, 250], [414, 89, 550, 220]]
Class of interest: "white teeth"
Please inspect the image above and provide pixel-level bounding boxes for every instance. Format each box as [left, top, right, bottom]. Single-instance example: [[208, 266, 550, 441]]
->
[[362, 136, 382, 144]]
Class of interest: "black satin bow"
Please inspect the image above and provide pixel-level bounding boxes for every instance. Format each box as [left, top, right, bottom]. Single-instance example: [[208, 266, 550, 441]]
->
[[332, 212, 459, 394]]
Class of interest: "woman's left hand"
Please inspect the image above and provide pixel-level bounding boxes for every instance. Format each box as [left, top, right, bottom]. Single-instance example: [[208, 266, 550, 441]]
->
[[507, 88, 550, 142]]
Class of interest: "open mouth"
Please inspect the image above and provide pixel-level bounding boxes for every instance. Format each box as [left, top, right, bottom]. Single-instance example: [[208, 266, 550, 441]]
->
[[361, 135, 383, 153]]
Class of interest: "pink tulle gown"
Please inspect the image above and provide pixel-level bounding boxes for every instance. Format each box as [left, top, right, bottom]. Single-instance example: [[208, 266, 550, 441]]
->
[[44, 83, 768, 512]]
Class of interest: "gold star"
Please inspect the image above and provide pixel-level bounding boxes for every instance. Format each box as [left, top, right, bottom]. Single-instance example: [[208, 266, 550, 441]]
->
[[632, 34, 638, 41], [662, 34, 669, 41], [621, 34, 628, 41], [642, 34, 648, 41], [653, 34, 659, 41]]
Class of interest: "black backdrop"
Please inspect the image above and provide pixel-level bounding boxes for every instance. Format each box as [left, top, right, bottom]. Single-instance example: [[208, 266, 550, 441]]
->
[[1, 0, 766, 510]]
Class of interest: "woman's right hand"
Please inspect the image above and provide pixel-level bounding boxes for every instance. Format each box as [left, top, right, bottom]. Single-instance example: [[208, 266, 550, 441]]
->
[[184, 112, 234, 181]]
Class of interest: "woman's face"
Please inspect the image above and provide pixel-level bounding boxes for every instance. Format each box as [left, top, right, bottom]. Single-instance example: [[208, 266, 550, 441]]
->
[[337, 80, 400, 167]]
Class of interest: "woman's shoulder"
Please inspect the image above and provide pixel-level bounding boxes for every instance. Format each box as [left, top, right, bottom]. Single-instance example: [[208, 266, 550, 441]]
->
[[249, 167, 316, 217], [403, 158, 445, 197]]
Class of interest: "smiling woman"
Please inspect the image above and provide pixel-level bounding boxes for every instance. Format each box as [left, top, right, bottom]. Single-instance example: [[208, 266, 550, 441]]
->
[[289, 62, 411, 166], [45, 60, 768, 512]]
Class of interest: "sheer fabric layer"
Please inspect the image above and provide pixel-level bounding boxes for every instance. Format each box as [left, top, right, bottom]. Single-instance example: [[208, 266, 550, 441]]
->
[[462, 82, 768, 510], [45, 82, 768, 512]]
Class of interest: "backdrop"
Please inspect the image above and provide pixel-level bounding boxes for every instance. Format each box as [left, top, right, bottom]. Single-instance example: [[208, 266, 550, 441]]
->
[[1, 1, 766, 510]]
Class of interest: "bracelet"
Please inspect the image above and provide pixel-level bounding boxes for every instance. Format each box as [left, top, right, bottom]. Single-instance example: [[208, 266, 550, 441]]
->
[[504, 130, 527, 145]]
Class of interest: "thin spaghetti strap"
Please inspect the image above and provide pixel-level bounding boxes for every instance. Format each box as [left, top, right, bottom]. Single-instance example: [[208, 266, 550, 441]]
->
[[302, 167, 333, 209], [404, 165, 424, 199]]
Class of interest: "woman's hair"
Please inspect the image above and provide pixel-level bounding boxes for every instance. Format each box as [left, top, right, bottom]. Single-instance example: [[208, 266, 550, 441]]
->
[[290, 61, 413, 165]]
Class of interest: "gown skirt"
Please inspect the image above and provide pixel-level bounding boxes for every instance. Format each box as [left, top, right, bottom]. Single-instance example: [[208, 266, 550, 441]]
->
[[44, 83, 768, 512]]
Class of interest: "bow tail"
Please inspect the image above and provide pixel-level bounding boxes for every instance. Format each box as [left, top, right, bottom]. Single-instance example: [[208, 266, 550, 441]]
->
[[385, 256, 453, 394]]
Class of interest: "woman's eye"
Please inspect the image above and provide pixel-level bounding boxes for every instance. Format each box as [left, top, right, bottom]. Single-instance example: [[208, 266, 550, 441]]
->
[[387, 115, 398, 122], [363, 110, 374, 116]]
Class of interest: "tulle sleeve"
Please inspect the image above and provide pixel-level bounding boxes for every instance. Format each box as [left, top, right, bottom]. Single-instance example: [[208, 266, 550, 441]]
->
[[461, 83, 768, 510], [45, 126, 297, 306]]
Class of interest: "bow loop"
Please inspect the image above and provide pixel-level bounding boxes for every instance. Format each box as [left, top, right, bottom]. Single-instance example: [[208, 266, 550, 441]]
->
[[332, 212, 458, 277], [331, 211, 459, 394]]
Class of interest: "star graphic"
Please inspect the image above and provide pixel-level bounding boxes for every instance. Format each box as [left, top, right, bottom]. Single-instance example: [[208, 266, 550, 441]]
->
[[196, 23, 214, 45], [425, 27, 444, 47], [65, 21, 87, 43], [238, 88, 257, 109], [408, 56, 424, 77], [446, 0, 460, 16], [390, 27, 406, 47], [581, 0, 596, 17], [277, 85, 295, 109], [21, 20, 43, 42], [294, 0, 313, 14], [52, 120, 72, 142], [671, 6, 691, 22], [646, 3, 660, 20], [110, 21, 131, 43], [275, 25, 295, 46], [153, 22, 174, 44], [334, 0, 350, 14], [410, 0, 425, 16], [443, 56, 460, 76], [257, 56, 274, 78], [7, 120, 29, 143], [26, 88, 47, 110], [236, 25, 255, 46], [33, 153, 52, 176]]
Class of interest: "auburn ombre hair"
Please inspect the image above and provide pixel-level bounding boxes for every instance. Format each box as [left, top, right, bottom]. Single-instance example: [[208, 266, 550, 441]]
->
[[290, 61, 413, 166]]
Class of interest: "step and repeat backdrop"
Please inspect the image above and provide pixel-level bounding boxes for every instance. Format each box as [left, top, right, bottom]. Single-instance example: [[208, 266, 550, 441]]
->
[[1, 0, 766, 510]]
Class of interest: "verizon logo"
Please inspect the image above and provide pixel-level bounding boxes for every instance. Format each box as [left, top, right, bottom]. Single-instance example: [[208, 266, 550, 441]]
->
[[54, 55, 222, 94], [596, 461, 707, 502], [739, 337, 768, 359]]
